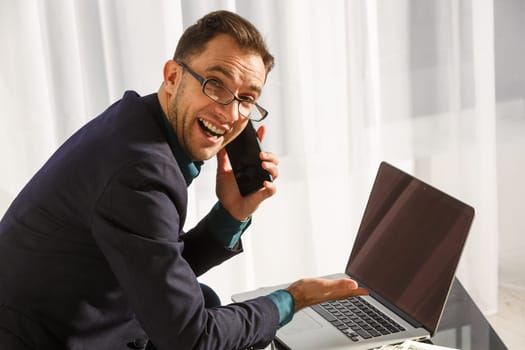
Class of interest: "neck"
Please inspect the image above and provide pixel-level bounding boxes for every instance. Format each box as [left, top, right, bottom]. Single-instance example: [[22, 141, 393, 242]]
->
[[157, 83, 170, 117]]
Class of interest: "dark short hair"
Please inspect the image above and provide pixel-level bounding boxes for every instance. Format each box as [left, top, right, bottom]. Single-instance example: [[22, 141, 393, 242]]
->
[[173, 10, 275, 75]]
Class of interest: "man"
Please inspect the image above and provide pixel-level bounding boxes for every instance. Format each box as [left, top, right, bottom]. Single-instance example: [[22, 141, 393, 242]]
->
[[0, 10, 366, 350]]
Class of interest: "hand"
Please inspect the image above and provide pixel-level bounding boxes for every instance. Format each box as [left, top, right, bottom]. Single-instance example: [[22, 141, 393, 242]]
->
[[285, 278, 369, 312], [216, 125, 279, 221]]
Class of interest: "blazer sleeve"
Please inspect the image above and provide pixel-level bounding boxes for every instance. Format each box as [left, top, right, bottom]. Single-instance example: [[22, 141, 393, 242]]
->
[[91, 158, 279, 350], [180, 209, 245, 277]]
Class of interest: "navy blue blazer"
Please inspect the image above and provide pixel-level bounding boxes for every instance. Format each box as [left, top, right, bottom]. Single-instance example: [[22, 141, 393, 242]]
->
[[0, 92, 279, 349]]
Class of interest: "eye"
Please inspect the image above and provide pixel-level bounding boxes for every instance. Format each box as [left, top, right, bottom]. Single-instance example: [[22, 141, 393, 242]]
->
[[204, 79, 226, 95], [238, 95, 255, 103], [207, 79, 223, 88]]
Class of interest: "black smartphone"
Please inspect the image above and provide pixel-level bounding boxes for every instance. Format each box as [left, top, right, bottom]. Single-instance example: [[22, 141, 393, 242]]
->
[[225, 121, 273, 196]]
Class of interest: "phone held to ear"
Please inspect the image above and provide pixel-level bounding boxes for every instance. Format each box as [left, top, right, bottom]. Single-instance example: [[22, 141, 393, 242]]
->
[[225, 121, 273, 196]]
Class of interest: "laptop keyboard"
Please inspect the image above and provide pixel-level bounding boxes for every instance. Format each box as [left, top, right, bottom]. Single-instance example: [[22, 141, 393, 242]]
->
[[311, 296, 406, 342]]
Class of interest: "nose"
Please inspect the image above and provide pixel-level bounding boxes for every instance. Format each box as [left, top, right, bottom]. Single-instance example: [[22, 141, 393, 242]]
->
[[214, 100, 241, 124]]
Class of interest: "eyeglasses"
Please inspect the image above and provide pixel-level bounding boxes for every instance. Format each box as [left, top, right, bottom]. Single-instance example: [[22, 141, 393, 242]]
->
[[177, 61, 268, 122]]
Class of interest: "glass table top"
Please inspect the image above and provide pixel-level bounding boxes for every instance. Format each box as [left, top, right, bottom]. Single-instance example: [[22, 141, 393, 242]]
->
[[271, 278, 507, 349]]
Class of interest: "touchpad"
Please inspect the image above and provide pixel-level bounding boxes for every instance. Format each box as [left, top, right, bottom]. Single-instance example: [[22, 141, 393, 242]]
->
[[280, 309, 323, 335]]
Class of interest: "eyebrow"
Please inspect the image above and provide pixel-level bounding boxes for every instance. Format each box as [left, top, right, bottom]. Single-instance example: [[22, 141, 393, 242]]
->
[[205, 65, 262, 96]]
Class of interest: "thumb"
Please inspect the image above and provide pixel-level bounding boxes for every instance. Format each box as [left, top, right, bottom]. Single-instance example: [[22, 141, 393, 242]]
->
[[256, 124, 266, 142], [216, 148, 231, 172]]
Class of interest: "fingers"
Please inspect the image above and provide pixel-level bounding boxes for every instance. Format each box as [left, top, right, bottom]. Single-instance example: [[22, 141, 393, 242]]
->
[[260, 151, 279, 180], [245, 180, 277, 205], [285, 278, 368, 312], [329, 278, 358, 293], [255, 125, 279, 180], [256, 124, 266, 142], [321, 279, 368, 301], [354, 287, 369, 296]]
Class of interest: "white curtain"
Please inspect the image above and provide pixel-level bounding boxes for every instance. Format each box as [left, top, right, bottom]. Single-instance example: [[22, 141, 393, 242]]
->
[[3, 0, 521, 315]]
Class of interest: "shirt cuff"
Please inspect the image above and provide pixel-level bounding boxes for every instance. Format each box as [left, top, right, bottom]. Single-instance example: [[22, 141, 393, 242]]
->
[[207, 202, 251, 250], [266, 289, 295, 327]]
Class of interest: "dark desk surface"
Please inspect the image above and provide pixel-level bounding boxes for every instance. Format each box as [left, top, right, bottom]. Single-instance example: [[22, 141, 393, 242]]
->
[[431, 278, 507, 349], [273, 278, 507, 349]]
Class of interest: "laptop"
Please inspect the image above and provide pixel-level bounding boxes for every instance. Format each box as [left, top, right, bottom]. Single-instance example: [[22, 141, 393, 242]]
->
[[232, 161, 474, 350]]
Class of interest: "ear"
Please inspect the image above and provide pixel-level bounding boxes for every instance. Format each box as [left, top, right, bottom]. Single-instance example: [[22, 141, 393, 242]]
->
[[162, 60, 181, 98]]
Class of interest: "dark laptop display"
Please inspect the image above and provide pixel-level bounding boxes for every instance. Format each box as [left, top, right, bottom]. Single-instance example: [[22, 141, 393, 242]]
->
[[346, 162, 474, 335]]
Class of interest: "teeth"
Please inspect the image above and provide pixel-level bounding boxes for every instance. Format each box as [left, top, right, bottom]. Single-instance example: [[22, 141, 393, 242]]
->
[[200, 119, 225, 136]]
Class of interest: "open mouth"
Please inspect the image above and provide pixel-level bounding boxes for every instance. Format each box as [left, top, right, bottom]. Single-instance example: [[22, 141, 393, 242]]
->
[[198, 118, 226, 138]]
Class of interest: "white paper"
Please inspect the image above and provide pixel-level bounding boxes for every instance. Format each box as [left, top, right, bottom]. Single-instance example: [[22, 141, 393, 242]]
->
[[375, 340, 459, 350]]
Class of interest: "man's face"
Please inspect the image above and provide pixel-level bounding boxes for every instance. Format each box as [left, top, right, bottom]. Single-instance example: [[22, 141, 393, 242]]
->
[[167, 34, 266, 161]]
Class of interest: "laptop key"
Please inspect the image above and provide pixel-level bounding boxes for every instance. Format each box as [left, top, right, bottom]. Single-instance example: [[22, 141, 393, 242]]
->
[[378, 327, 391, 335], [311, 304, 337, 322], [312, 297, 405, 341], [368, 329, 381, 337], [349, 324, 361, 331], [355, 329, 372, 339]]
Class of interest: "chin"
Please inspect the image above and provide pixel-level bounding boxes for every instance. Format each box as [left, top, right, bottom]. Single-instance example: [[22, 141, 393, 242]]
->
[[191, 149, 219, 162]]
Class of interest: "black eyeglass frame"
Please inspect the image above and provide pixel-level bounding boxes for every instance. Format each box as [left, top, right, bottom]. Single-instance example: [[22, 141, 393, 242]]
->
[[176, 61, 268, 122]]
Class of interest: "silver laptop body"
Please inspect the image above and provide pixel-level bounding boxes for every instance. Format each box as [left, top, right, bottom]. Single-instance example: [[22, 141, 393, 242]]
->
[[233, 162, 474, 349]]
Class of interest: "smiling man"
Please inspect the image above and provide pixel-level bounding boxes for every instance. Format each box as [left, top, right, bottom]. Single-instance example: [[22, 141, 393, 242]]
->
[[0, 10, 366, 350]]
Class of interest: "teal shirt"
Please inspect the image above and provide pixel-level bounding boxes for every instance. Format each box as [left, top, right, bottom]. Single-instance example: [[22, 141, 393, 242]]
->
[[161, 111, 294, 327], [160, 114, 250, 249]]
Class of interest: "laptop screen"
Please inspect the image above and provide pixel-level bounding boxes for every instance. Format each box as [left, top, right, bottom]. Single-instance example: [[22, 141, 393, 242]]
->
[[345, 162, 474, 335]]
